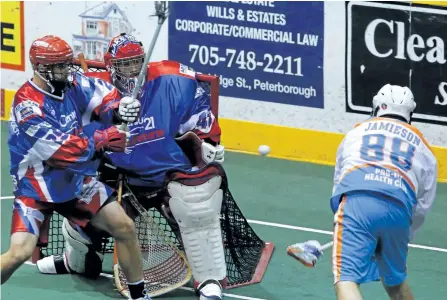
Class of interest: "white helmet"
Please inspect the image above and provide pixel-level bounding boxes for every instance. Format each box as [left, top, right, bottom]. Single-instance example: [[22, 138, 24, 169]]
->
[[372, 84, 416, 123]]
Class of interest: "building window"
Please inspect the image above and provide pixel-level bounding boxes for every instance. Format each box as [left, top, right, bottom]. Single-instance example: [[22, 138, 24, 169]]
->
[[86, 41, 97, 59], [86, 21, 97, 34], [109, 18, 119, 36]]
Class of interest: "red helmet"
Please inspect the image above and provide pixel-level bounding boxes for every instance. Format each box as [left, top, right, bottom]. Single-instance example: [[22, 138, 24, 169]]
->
[[29, 35, 73, 67], [104, 33, 144, 66], [29, 35, 74, 95], [104, 33, 145, 96]]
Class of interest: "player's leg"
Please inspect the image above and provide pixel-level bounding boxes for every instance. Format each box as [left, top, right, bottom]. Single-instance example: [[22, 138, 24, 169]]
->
[[163, 163, 227, 300], [79, 179, 146, 299], [37, 177, 147, 299], [383, 281, 414, 300], [1, 232, 38, 284], [89, 201, 143, 283], [332, 193, 381, 300], [1, 197, 49, 284], [335, 262, 380, 300], [375, 197, 414, 300], [36, 173, 164, 279], [36, 177, 111, 277], [334, 282, 362, 300]]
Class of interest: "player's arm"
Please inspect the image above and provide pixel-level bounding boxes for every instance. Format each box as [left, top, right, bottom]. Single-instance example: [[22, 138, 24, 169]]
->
[[73, 73, 139, 126], [13, 98, 127, 171], [410, 154, 438, 240], [178, 82, 221, 144], [178, 80, 223, 163]]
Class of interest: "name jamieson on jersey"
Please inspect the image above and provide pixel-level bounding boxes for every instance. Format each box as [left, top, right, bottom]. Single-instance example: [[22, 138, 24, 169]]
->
[[364, 121, 421, 147]]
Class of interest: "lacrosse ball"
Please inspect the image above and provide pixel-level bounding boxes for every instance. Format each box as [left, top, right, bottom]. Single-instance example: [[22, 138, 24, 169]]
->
[[258, 145, 270, 156]]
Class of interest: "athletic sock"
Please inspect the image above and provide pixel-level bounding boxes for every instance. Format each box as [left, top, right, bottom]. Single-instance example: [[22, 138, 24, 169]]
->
[[127, 279, 145, 299]]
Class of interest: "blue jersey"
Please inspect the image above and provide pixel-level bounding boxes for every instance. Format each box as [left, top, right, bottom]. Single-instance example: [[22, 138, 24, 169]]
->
[[103, 61, 221, 187], [8, 73, 120, 203]]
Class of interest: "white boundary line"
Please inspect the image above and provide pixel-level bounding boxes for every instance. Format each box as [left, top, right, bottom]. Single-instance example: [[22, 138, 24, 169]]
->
[[2, 195, 446, 253], [23, 261, 266, 300]]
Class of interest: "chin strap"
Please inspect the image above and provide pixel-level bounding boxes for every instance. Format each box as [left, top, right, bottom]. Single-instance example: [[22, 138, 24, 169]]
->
[[35, 70, 56, 93]]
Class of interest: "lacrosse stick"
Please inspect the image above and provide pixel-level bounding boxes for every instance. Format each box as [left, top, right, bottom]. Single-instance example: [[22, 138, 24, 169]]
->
[[287, 240, 333, 267], [121, 1, 169, 132]]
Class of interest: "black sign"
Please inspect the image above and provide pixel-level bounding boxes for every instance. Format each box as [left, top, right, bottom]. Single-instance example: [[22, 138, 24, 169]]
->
[[346, 1, 447, 125], [1, 23, 15, 52]]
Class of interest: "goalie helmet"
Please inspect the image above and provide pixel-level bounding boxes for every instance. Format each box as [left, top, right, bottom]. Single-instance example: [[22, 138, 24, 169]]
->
[[29, 35, 74, 95], [372, 84, 416, 123], [104, 33, 145, 96]]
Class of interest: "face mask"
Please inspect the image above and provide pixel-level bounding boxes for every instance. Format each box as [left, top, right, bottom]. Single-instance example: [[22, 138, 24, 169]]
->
[[49, 79, 72, 96]]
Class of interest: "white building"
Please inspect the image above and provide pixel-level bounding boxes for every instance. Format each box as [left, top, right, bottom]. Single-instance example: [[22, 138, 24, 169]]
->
[[72, 2, 134, 61]]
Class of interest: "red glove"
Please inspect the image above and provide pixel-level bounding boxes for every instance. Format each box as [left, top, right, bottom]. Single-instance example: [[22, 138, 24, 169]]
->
[[94, 126, 127, 152]]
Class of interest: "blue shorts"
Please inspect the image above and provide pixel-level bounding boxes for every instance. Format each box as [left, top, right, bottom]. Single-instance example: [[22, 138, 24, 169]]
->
[[332, 192, 411, 286]]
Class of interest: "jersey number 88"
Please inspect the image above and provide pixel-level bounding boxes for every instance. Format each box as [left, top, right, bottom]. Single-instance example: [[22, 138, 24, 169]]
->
[[360, 134, 416, 171]]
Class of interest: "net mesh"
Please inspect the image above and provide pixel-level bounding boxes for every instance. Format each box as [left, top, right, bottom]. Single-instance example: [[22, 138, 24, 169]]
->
[[36, 59, 271, 288], [116, 186, 191, 297]]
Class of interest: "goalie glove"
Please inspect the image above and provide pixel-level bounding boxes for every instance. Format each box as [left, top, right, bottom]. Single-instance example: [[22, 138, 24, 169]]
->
[[201, 142, 225, 164], [118, 96, 141, 122]]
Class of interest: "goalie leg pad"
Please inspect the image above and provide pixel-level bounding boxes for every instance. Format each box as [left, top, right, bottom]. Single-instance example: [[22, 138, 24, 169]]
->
[[36, 218, 103, 278], [168, 175, 226, 283], [62, 218, 104, 278]]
